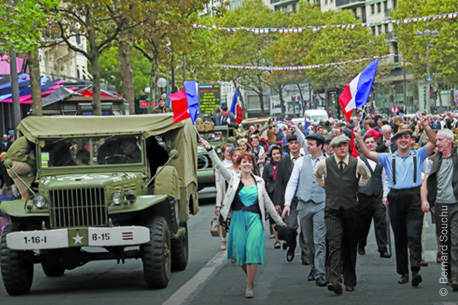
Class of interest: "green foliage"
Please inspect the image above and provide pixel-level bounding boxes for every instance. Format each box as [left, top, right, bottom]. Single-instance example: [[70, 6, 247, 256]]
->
[[0, 0, 60, 55], [99, 46, 151, 98], [392, 0, 458, 86]]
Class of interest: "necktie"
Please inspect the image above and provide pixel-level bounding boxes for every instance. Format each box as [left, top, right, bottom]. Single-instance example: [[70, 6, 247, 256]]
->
[[339, 161, 344, 171]]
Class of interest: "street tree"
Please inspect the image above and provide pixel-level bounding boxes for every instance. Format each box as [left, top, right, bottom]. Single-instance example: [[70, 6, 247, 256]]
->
[[303, 9, 389, 111], [132, 0, 208, 113], [392, 0, 458, 111], [53, 0, 140, 115], [215, 0, 284, 116], [0, 0, 59, 116]]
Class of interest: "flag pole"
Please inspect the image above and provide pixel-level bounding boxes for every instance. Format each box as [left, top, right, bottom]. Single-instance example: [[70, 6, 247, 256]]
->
[[193, 123, 203, 139]]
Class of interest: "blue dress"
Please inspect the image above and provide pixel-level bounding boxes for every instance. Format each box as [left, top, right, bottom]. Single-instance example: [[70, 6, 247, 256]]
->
[[227, 185, 265, 265]]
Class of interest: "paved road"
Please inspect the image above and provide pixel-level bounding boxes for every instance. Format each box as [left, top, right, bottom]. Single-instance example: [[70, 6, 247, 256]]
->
[[1, 202, 457, 305]]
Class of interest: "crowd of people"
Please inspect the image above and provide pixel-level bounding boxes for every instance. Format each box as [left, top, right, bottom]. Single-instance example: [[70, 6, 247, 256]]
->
[[205, 110, 458, 298]]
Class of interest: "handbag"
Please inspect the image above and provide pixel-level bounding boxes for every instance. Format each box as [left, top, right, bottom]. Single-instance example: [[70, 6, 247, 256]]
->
[[210, 217, 220, 237]]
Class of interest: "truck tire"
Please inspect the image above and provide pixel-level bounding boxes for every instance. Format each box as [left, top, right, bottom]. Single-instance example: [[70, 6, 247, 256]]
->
[[0, 223, 34, 295], [142, 216, 171, 289], [171, 222, 188, 271], [41, 252, 65, 277]]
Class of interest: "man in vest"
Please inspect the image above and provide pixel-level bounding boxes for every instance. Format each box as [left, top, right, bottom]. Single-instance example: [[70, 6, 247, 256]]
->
[[354, 113, 436, 288], [314, 135, 371, 294], [274, 135, 308, 264], [421, 129, 458, 291], [357, 134, 391, 258], [282, 133, 327, 287]]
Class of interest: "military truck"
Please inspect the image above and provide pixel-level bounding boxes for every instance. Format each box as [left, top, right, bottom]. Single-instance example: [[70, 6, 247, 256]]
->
[[197, 125, 239, 197], [0, 114, 199, 295]]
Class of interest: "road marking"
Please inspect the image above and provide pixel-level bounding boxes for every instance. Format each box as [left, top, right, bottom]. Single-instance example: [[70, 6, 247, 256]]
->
[[163, 251, 227, 305]]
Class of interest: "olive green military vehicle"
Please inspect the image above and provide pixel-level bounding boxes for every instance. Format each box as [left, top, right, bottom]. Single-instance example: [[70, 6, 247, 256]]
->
[[0, 114, 199, 295], [197, 125, 239, 197]]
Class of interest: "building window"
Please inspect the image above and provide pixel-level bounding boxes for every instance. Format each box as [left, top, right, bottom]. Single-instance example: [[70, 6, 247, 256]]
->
[[384, 1, 388, 11], [372, 27, 376, 35], [371, 4, 375, 14], [377, 2, 381, 13], [378, 25, 382, 35], [385, 24, 389, 33], [292, 3, 296, 12], [393, 0, 397, 8]]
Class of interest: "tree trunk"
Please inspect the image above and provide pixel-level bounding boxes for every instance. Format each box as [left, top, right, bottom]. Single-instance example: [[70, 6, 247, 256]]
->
[[451, 89, 456, 111], [296, 82, 304, 116], [119, 39, 135, 115], [148, 56, 160, 113], [278, 84, 285, 118], [258, 87, 265, 115], [29, 48, 42, 116], [86, 11, 101, 116]]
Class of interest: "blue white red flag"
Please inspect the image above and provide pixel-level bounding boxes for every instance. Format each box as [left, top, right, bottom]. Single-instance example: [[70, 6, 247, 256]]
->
[[230, 87, 244, 124], [339, 59, 379, 122], [169, 81, 199, 124]]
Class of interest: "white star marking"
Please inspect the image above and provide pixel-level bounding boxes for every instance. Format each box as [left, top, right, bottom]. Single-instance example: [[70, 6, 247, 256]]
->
[[72, 233, 84, 245]]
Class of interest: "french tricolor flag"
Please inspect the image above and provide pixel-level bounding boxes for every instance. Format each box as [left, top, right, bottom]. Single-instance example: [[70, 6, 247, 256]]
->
[[169, 81, 199, 124], [230, 87, 244, 124], [339, 59, 379, 122]]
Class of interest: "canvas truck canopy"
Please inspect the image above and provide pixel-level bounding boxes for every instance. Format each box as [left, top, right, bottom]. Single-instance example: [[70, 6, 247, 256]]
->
[[16, 114, 197, 187]]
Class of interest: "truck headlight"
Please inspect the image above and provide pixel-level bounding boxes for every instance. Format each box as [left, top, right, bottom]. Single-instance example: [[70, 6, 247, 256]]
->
[[33, 195, 47, 209], [112, 192, 124, 205]]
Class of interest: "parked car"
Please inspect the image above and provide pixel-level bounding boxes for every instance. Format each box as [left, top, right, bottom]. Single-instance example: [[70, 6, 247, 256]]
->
[[0, 114, 199, 295]]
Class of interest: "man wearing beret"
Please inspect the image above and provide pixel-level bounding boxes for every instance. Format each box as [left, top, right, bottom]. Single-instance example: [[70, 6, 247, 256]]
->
[[354, 113, 436, 288], [282, 133, 327, 287], [314, 135, 371, 294]]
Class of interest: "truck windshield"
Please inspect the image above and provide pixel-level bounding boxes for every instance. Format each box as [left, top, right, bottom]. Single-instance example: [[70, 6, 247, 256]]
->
[[38, 135, 142, 168]]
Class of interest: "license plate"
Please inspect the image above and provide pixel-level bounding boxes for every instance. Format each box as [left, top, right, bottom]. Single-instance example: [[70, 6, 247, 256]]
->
[[7, 229, 69, 250]]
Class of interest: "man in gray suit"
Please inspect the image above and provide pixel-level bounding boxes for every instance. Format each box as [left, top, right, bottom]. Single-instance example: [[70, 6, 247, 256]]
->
[[282, 133, 327, 287]]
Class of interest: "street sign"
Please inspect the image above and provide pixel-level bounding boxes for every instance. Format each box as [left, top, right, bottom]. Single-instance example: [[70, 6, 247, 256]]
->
[[390, 106, 399, 114], [139, 101, 150, 108], [426, 76, 433, 83]]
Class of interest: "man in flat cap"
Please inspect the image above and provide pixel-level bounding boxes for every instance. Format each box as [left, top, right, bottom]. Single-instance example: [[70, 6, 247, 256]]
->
[[282, 132, 327, 287], [314, 135, 371, 294], [354, 113, 436, 288]]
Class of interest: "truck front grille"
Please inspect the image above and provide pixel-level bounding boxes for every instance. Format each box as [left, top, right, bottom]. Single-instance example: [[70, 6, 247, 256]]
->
[[49, 188, 107, 228]]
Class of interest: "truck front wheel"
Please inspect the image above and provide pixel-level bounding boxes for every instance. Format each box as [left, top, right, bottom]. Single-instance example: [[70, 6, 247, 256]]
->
[[142, 216, 171, 289], [0, 223, 34, 295]]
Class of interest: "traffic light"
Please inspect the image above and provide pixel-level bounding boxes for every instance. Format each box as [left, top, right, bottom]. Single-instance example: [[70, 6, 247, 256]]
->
[[433, 90, 438, 101], [292, 96, 296, 100]]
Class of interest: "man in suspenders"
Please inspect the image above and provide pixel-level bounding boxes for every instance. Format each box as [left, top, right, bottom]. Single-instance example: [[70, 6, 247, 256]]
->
[[354, 113, 436, 287]]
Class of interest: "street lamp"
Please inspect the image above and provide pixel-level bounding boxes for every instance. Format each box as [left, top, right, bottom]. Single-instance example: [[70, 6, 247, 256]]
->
[[416, 25, 439, 113]]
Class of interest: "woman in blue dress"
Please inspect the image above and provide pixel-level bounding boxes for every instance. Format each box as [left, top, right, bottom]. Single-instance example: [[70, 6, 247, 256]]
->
[[200, 138, 285, 299]]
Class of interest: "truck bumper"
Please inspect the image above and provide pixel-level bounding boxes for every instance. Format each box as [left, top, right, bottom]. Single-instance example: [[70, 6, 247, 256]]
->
[[6, 226, 150, 250]]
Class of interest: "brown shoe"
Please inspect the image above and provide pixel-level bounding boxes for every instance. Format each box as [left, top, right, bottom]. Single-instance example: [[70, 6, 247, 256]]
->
[[327, 281, 342, 295]]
